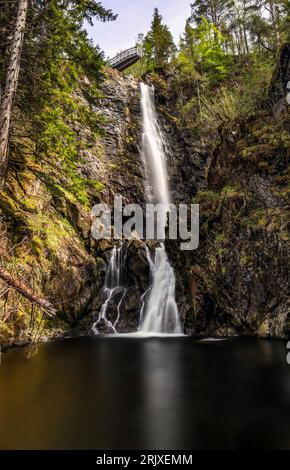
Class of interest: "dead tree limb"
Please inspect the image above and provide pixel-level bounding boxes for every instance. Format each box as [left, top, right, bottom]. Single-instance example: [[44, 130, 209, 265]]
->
[[0, 265, 56, 316]]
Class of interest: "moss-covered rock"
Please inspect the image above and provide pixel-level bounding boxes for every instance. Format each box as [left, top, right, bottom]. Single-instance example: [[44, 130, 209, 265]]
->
[[0, 69, 144, 346]]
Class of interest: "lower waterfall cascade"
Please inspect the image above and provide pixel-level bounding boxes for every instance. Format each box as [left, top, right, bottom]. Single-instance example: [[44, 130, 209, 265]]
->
[[92, 245, 128, 334], [139, 243, 182, 334]]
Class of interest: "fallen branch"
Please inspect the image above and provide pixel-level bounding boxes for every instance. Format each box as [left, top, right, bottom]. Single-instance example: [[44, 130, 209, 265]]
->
[[0, 266, 56, 316]]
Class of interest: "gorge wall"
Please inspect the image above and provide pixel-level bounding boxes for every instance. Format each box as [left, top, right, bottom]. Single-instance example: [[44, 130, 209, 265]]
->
[[0, 69, 147, 345], [0, 48, 289, 345], [149, 52, 290, 338]]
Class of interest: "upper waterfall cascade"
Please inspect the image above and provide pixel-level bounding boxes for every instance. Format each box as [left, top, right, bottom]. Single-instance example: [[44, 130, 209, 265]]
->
[[140, 83, 170, 205]]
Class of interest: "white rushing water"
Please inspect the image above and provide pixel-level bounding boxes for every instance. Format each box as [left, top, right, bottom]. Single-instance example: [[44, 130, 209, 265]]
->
[[92, 245, 127, 334], [140, 83, 170, 205], [140, 243, 181, 334], [139, 83, 182, 335]]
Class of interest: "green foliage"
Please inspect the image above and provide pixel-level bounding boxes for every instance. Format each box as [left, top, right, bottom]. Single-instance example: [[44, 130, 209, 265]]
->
[[198, 87, 240, 131], [190, 0, 288, 55], [180, 17, 233, 84], [190, 0, 234, 30], [3, 1, 114, 207]]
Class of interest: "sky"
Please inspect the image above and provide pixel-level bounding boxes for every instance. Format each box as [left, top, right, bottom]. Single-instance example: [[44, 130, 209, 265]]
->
[[86, 0, 191, 59]]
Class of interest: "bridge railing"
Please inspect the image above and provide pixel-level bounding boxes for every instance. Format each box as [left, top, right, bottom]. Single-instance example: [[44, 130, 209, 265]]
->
[[107, 46, 141, 68]]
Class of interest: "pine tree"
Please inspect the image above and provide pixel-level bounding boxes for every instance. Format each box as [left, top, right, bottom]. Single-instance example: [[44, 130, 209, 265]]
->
[[190, 0, 235, 30], [0, 0, 116, 186], [144, 8, 176, 69]]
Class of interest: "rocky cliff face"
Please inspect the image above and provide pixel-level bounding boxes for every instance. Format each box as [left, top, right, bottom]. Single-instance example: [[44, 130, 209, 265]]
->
[[87, 70, 144, 206], [79, 71, 152, 335], [1, 50, 289, 345], [0, 69, 147, 345], [149, 50, 290, 338], [189, 114, 289, 338]]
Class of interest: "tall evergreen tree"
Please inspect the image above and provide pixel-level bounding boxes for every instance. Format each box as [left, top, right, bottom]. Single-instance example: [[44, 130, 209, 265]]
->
[[0, 0, 116, 186], [144, 8, 176, 69]]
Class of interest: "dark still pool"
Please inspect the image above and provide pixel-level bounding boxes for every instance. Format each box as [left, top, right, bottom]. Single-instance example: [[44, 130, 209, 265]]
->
[[0, 337, 290, 450]]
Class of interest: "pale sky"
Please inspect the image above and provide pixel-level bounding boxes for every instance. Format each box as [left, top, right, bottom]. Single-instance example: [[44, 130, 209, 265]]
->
[[86, 0, 191, 59]]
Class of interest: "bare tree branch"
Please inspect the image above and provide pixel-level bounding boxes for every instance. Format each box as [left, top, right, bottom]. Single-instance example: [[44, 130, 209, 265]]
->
[[0, 265, 56, 316]]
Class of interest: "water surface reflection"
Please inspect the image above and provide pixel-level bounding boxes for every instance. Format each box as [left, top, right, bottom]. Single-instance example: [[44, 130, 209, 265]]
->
[[0, 337, 289, 449]]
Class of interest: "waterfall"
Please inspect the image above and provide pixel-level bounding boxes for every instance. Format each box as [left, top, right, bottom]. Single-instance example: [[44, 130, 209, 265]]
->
[[140, 244, 181, 334], [92, 245, 127, 334], [93, 83, 182, 336], [139, 83, 182, 335], [140, 83, 170, 205]]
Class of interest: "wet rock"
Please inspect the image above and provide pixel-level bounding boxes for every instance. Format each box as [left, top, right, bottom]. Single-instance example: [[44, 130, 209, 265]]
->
[[148, 72, 209, 203], [90, 69, 145, 207], [94, 318, 115, 335], [123, 287, 142, 313]]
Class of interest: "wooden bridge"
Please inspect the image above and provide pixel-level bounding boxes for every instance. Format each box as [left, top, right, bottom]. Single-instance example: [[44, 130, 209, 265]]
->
[[107, 47, 141, 71]]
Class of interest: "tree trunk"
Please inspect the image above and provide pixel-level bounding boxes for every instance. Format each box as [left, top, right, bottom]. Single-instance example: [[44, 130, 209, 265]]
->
[[243, 25, 249, 54], [0, 266, 56, 316], [0, 0, 28, 186], [238, 23, 245, 55], [268, 1, 280, 48], [234, 30, 241, 57]]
